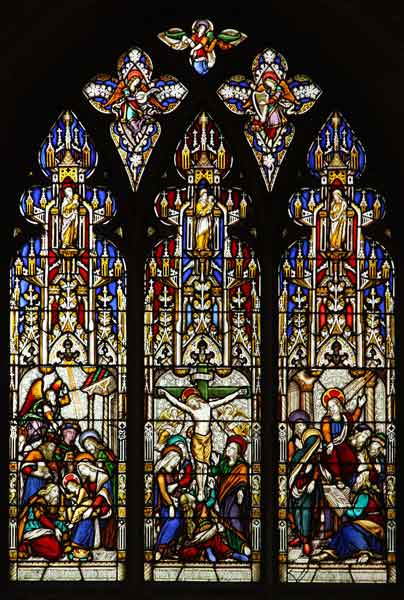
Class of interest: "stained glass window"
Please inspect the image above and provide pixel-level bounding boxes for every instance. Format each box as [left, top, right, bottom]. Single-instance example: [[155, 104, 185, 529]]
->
[[144, 112, 261, 582], [278, 112, 396, 583], [9, 111, 127, 581], [158, 20, 247, 75], [83, 46, 187, 191], [218, 47, 321, 191], [4, 7, 401, 591]]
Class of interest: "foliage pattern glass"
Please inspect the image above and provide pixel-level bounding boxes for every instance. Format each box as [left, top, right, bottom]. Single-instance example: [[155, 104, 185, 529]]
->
[[278, 112, 396, 583], [9, 111, 127, 581], [144, 112, 261, 582]]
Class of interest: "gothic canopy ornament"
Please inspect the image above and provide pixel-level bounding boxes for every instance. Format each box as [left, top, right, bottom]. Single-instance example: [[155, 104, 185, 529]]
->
[[277, 111, 395, 584], [10, 110, 127, 580], [83, 46, 188, 191]]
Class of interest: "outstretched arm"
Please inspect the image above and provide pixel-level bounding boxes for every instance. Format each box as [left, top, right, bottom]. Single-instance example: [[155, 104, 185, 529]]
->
[[210, 389, 244, 409], [158, 388, 193, 415], [351, 395, 367, 422]]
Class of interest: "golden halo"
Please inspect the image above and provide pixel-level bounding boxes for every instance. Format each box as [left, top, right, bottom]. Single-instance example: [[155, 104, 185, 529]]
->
[[321, 387, 345, 408]]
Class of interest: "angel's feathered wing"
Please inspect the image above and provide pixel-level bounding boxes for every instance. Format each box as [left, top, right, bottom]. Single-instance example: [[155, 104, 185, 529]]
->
[[83, 48, 188, 191], [158, 28, 190, 51]]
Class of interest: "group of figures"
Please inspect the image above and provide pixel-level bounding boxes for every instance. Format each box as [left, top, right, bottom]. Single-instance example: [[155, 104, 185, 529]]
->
[[10, 110, 127, 580], [286, 390, 386, 562], [144, 112, 261, 581], [17, 373, 116, 563], [279, 112, 395, 582], [153, 388, 251, 563], [8, 18, 396, 586]]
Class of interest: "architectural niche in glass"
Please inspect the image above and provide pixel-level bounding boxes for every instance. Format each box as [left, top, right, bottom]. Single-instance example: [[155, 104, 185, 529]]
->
[[9, 110, 127, 581], [278, 112, 396, 583], [144, 112, 261, 582]]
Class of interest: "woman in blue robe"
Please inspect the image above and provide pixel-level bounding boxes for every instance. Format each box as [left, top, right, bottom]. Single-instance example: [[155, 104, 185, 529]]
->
[[154, 445, 183, 560], [65, 463, 113, 561], [313, 469, 384, 564]]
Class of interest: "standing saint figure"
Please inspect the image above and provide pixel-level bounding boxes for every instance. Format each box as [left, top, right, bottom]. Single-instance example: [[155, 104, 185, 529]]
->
[[61, 186, 80, 248], [159, 386, 244, 502], [194, 189, 215, 252], [329, 188, 348, 250]]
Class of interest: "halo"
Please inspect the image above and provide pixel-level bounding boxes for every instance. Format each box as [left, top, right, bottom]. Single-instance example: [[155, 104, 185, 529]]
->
[[192, 19, 213, 33], [62, 473, 80, 488], [321, 387, 345, 408], [79, 429, 101, 448], [39, 366, 55, 375]]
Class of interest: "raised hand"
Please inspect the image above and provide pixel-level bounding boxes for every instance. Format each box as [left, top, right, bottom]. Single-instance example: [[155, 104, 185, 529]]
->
[[357, 395, 367, 409]]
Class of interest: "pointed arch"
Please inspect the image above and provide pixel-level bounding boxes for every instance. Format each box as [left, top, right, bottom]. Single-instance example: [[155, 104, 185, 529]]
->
[[278, 112, 396, 583], [9, 111, 127, 581], [144, 112, 261, 582]]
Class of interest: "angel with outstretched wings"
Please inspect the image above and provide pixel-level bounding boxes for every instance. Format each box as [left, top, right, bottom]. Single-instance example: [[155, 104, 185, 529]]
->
[[218, 48, 322, 190], [83, 47, 188, 190], [158, 19, 247, 75]]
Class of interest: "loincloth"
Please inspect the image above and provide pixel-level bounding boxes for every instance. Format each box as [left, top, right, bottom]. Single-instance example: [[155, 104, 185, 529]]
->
[[191, 431, 212, 465]]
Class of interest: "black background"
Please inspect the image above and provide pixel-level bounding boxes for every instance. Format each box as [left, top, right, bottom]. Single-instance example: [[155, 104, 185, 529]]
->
[[0, 1, 403, 599]]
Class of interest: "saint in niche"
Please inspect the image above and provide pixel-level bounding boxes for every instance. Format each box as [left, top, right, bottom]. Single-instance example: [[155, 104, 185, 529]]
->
[[194, 188, 215, 253], [329, 188, 347, 251], [61, 186, 80, 248]]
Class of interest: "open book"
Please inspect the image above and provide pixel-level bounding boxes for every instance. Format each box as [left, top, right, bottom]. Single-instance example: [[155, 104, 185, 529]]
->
[[322, 484, 352, 516]]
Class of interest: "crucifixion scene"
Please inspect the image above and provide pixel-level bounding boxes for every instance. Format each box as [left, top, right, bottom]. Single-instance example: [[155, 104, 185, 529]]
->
[[144, 112, 261, 582]]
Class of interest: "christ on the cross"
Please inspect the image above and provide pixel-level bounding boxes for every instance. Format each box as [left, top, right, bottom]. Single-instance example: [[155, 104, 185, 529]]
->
[[158, 386, 246, 501]]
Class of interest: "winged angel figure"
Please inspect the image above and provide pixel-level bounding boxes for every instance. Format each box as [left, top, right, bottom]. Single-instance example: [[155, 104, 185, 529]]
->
[[83, 47, 188, 190], [218, 48, 322, 190], [158, 19, 247, 75]]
